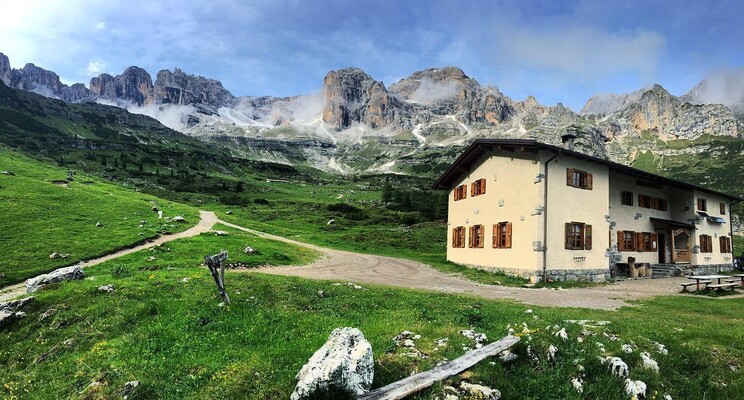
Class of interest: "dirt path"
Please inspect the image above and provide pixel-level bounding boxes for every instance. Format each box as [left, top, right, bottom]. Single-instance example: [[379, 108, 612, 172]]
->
[[4, 213, 739, 309], [0, 211, 219, 302]]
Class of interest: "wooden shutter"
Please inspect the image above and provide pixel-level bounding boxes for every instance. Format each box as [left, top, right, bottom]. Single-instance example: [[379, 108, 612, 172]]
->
[[651, 233, 658, 252], [617, 231, 625, 251], [468, 226, 474, 248], [586, 173, 593, 190], [470, 182, 475, 197], [635, 232, 643, 251], [480, 179, 486, 194], [651, 197, 658, 210], [492, 224, 498, 248], [452, 228, 457, 247], [720, 236, 725, 253], [585, 224, 592, 250], [707, 236, 713, 253], [565, 223, 572, 249], [505, 222, 512, 249], [477, 225, 484, 248], [566, 169, 573, 186], [720, 203, 726, 214]]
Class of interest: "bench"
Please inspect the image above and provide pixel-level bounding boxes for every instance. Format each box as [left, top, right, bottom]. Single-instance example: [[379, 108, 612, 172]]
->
[[706, 283, 738, 291], [725, 279, 739, 284], [680, 281, 710, 291]]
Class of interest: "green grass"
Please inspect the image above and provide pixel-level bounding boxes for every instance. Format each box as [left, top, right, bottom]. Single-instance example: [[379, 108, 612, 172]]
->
[[1, 230, 743, 399], [0, 147, 198, 286]]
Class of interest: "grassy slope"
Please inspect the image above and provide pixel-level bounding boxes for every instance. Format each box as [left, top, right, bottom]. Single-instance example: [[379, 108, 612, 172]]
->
[[1, 229, 742, 399], [0, 147, 198, 286]]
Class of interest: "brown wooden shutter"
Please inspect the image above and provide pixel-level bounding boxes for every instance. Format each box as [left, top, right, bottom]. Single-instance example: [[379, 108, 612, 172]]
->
[[720, 236, 725, 253], [492, 224, 498, 248], [505, 222, 512, 248], [452, 228, 457, 247], [586, 173, 593, 190], [566, 169, 573, 186], [477, 225, 484, 248], [617, 231, 624, 251], [470, 182, 475, 197], [565, 223, 572, 249], [480, 179, 486, 194], [635, 232, 643, 251], [720, 202, 726, 214], [585, 224, 592, 250], [651, 233, 658, 252], [708, 236, 713, 253]]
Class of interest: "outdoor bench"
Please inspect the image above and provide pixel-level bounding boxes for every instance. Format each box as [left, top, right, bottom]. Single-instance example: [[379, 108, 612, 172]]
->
[[706, 283, 738, 291]]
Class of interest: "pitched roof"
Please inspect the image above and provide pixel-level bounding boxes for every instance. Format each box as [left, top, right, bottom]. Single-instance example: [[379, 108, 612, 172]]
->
[[432, 139, 743, 202]]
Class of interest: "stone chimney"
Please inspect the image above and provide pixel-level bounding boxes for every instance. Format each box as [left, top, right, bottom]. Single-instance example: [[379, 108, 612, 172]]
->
[[561, 132, 577, 151]]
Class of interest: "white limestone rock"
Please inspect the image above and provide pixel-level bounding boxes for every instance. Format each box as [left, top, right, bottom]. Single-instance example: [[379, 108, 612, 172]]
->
[[555, 328, 568, 341], [571, 377, 583, 393], [460, 382, 501, 400], [0, 297, 34, 327], [26, 266, 84, 293], [641, 352, 659, 372], [624, 379, 647, 398], [605, 356, 629, 378], [291, 327, 374, 400], [97, 284, 115, 293], [622, 344, 634, 354], [547, 344, 558, 361]]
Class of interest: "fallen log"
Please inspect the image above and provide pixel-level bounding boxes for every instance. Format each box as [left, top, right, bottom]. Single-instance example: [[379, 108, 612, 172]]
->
[[358, 335, 520, 400]]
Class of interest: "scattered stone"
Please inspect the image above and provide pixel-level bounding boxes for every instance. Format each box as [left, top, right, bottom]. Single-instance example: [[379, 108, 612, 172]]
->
[[26, 266, 85, 293], [1, 170, 15, 175], [603, 332, 620, 341], [225, 210, 233, 215], [181, 277, 190, 283], [434, 338, 449, 349], [460, 329, 488, 349], [121, 380, 139, 399], [651, 341, 669, 355], [327, 219, 335, 225], [524, 309, 533, 314], [564, 319, 611, 327], [622, 344, 634, 354], [0, 297, 34, 327], [158, 210, 163, 219], [172, 215, 185, 222], [147, 256, 157, 261], [460, 382, 501, 400], [393, 331, 419, 347], [605, 356, 629, 378], [499, 349, 518, 363], [38, 308, 56, 322], [555, 328, 568, 341], [343, 282, 364, 290], [95, 221, 102, 227], [244, 246, 257, 254], [317, 290, 324, 297], [596, 342, 606, 353], [291, 327, 374, 400], [641, 352, 659, 372], [97, 284, 115, 293], [624, 379, 647, 398], [48, 252, 69, 259], [214, 230, 228, 236], [547, 344, 558, 361], [140, 220, 147, 225], [571, 377, 583, 393], [663, 393, 673, 400]]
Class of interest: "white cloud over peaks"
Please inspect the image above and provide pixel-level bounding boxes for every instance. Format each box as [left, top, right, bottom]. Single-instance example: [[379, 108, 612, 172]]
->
[[86, 60, 106, 76], [95, 21, 106, 30], [408, 78, 459, 104], [687, 67, 744, 110]]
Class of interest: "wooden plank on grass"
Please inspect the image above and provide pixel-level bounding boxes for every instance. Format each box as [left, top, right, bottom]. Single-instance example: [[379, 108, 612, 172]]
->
[[358, 335, 520, 400]]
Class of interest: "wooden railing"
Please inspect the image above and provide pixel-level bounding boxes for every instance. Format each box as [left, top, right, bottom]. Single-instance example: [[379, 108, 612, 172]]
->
[[674, 250, 690, 263]]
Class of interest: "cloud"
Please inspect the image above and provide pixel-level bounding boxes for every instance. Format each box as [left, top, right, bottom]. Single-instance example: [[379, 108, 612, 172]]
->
[[86, 60, 106, 76], [95, 21, 106, 30], [408, 78, 459, 104], [685, 67, 744, 111]]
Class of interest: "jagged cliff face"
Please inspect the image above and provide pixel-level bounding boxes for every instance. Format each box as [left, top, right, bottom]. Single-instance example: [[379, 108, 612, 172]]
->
[[90, 66, 153, 106], [1, 50, 742, 175]]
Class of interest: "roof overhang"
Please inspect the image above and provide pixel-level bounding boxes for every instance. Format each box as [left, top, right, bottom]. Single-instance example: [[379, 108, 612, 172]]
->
[[432, 139, 744, 202], [650, 217, 696, 230]]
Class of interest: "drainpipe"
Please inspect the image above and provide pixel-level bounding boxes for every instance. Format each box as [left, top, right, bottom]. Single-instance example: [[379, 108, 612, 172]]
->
[[542, 151, 561, 282]]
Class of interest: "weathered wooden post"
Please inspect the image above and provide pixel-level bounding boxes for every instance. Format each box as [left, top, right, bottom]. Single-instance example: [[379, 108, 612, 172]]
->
[[204, 250, 230, 304]]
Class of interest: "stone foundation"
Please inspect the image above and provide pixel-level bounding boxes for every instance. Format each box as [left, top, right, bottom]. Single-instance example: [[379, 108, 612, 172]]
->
[[689, 264, 735, 276], [465, 265, 611, 283]]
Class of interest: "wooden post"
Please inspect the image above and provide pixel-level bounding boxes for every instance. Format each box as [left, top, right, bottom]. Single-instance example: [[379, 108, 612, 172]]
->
[[204, 250, 230, 304], [358, 335, 520, 400]]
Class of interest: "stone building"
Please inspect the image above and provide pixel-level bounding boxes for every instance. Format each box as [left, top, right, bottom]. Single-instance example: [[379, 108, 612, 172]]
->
[[433, 138, 742, 282]]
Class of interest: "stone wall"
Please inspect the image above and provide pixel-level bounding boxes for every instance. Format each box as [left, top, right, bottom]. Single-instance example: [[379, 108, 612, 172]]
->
[[465, 264, 611, 283]]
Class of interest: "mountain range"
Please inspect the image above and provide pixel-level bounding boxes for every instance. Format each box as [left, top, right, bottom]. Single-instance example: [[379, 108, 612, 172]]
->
[[1, 52, 743, 174]]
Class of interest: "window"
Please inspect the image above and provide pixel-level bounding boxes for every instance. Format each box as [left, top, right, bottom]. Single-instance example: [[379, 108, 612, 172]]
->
[[697, 198, 707, 211], [468, 225, 484, 248], [451, 226, 466, 248], [566, 168, 593, 190], [636, 232, 658, 252], [565, 222, 592, 250], [621, 191, 633, 206], [454, 184, 467, 201], [638, 194, 652, 208], [720, 202, 726, 215], [471, 178, 486, 197], [656, 198, 668, 211], [699, 234, 713, 253], [492, 222, 512, 249], [720, 236, 732, 253], [617, 231, 635, 251]]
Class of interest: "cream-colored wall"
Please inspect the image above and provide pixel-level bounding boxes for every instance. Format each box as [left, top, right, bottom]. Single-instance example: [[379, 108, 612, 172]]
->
[[446, 150, 542, 271], [544, 154, 610, 270], [608, 172, 673, 264], [691, 191, 734, 265]]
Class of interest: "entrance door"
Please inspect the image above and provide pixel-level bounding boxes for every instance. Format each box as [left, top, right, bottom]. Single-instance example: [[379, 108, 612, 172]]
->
[[657, 233, 666, 264]]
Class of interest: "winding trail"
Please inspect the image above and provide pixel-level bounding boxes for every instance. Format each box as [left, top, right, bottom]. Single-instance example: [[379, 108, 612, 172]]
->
[[3, 211, 738, 309]]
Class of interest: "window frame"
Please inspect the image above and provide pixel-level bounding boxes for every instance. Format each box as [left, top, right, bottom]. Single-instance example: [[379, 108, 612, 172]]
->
[[452, 226, 466, 248], [454, 184, 467, 201], [617, 230, 635, 251], [699, 234, 713, 253], [720, 202, 726, 215], [471, 178, 486, 197], [566, 168, 593, 190], [565, 222, 592, 250], [621, 191, 634, 206], [697, 198, 707, 211], [469, 224, 484, 248], [492, 221, 512, 249]]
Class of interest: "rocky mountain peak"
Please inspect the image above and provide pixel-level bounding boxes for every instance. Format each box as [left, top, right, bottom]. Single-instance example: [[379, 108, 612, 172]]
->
[[153, 68, 234, 110], [321, 67, 404, 130], [11, 62, 65, 95], [389, 66, 475, 104], [0, 52, 11, 87], [90, 66, 153, 106]]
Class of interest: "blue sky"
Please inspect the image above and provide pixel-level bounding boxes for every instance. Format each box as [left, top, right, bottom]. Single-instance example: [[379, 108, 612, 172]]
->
[[1, 0, 742, 111]]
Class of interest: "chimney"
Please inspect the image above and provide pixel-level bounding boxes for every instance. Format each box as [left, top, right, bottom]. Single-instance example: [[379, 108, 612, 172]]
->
[[561, 132, 577, 151]]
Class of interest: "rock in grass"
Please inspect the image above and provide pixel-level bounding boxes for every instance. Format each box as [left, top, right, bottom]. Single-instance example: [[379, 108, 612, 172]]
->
[[604, 356, 629, 378], [460, 382, 501, 400], [624, 379, 647, 398], [97, 284, 115, 293], [26, 266, 84, 293], [0, 297, 34, 327], [121, 380, 139, 399], [291, 327, 374, 400]]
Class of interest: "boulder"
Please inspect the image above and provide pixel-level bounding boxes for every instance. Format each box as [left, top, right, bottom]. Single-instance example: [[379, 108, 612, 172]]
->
[[0, 296, 34, 327], [291, 327, 374, 400], [97, 284, 115, 293], [460, 382, 501, 400], [244, 246, 256, 254], [26, 266, 84, 293]]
